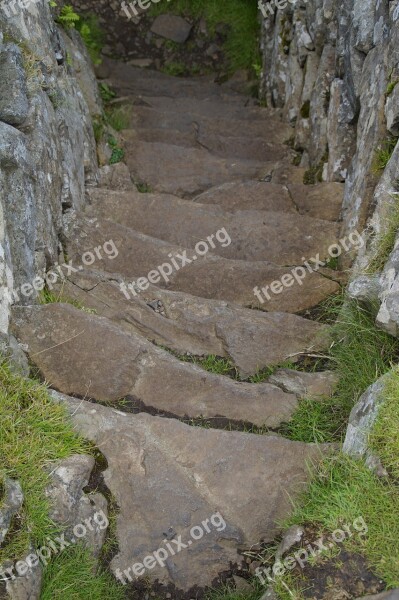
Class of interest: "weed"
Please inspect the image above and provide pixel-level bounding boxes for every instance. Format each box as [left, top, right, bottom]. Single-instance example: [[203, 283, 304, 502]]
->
[[136, 182, 152, 193], [108, 136, 125, 165], [56, 5, 80, 29], [39, 287, 97, 314], [76, 14, 104, 65], [99, 83, 116, 103], [161, 61, 187, 77], [386, 79, 399, 96], [372, 137, 398, 174]]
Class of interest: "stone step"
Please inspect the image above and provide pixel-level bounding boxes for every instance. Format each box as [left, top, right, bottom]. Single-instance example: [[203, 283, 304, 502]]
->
[[86, 188, 340, 264], [195, 180, 344, 221], [123, 127, 288, 162], [12, 304, 298, 428], [100, 59, 259, 101], [52, 392, 328, 592], [127, 99, 291, 132], [66, 215, 340, 313], [124, 139, 268, 196], [53, 269, 330, 378]]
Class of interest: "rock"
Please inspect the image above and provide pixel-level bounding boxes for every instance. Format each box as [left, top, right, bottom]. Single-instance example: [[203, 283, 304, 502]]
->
[[260, 587, 279, 600], [385, 83, 399, 136], [0, 44, 29, 126], [0, 479, 23, 545], [0, 333, 29, 377], [356, 591, 399, 600], [343, 375, 389, 458], [269, 370, 338, 399], [4, 555, 42, 600], [52, 392, 327, 591], [128, 58, 153, 68], [287, 183, 344, 221], [195, 181, 295, 213], [233, 575, 253, 593], [275, 525, 304, 560], [45, 454, 108, 558], [348, 275, 381, 303], [151, 15, 192, 43]]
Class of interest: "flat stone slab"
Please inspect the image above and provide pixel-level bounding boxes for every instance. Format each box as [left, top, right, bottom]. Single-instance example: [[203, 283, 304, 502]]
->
[[195, 181, 296, 213], [87, 188, 340, 264], [151, 15, 192, 43], [269, 369, 339, 398], [125, 140, 266, 196], [12, 304, 299, 428], [287, 182, 344, 221], [53, 392, 327, 592], [66, 215, 340, 313], [53, 269, 330, 378]]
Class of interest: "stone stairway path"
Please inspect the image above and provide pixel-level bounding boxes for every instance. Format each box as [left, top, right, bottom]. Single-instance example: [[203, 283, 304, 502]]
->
[[11, 64, 344, 596]]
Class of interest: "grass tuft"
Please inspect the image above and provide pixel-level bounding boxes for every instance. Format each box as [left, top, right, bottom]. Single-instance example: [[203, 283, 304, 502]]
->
[[284, 452, 399, 588], [370, 366, 399, 480], [372, 137, 398, 174], [40, 544, 124, 599], [282, 299, 399, 443], [0, 362, 91, 562], [105, 106, 131, 132]]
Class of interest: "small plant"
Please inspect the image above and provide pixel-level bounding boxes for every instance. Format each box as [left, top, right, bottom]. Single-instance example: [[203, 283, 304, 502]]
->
[[161, 61, 187, 77], [386, 79, 399, 96], [99, 82, 116, 103], [56, 5, 80, 29], [108, 136, 125, 165], [76, 14, 105, 65], [136, 182, 152, 193], [372, 136, 398, 173], [300, 99, 310, 119]]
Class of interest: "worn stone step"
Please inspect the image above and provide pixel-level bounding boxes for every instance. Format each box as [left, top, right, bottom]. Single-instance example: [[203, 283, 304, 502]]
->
[[12, 304, 298, 428], [195, 180, 344, 221], [54, 269, 330, 378], [128, 103, 292, 141], [87, 188, 339, 264], [52, 391, 327, 592], [66, 215, 340, 313], [124, 127, 288, 162], [124, 139, 268, 196]]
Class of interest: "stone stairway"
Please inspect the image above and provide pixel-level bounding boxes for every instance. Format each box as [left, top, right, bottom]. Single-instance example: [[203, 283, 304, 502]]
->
[[11, 63, 344, 596]]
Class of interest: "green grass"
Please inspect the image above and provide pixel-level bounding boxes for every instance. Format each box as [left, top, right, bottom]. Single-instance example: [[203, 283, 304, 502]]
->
[[283, 453, 399, 588], [40, 544, 124, 600], [108, 136, 125, 165], [39, 288, 97, 314], [0, 363, 91, 562], [282, 299, 399, 443], [105, 106, 131, 132], [150, 0, 260, 73], [161, 61, 187, 77], [136, 182, 152, 193], [366, 196, 399, 273], [372, 137, 398, 174], [99, 83, 116, 103], [205, 582, 262, 600], [386, 79, 399, 96], [76, 14, 105, 65], [370, 366, 399, 480]]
